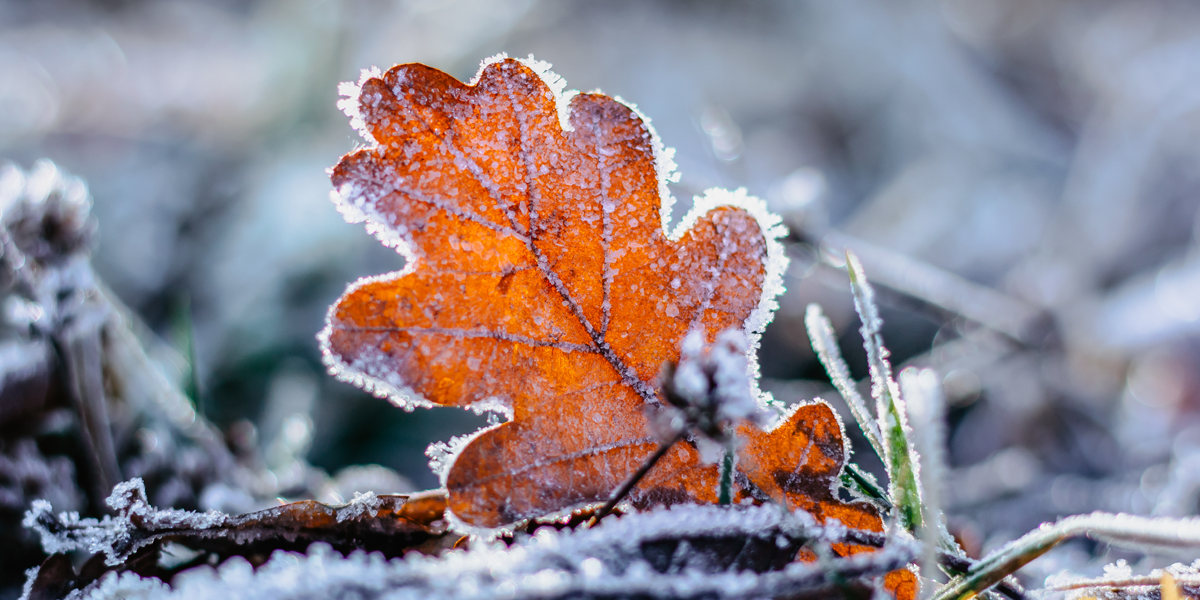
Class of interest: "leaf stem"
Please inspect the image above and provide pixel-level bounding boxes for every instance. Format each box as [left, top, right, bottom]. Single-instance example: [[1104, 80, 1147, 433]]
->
[[588, 430, 685, 527]]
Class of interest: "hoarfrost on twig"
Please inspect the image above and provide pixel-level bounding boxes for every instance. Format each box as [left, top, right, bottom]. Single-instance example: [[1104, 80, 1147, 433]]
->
[[44, 504, 919, 600], [1045, 559, 1200, 599], [24, 478, 228, 566]]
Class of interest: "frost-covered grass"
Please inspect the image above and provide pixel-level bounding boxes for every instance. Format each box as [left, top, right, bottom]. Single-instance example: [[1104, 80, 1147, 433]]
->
[[808, 254, 1200, 600]]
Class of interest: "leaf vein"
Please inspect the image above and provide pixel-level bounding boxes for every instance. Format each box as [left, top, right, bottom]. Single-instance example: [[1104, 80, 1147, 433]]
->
[[503, 85, 658, 405], [395, 95, 528, 236], [387, 182, 528, 242], [688, 218, 734, 333], [337, 325, 596, 353], [594, 114, 615, 338], [460, 435, 660, 488]]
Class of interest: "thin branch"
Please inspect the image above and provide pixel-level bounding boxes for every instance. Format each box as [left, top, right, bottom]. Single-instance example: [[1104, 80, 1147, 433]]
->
[[588, 430, 685, 527], [1046, 574, 1200, 592], [53, 329, 120, 512]]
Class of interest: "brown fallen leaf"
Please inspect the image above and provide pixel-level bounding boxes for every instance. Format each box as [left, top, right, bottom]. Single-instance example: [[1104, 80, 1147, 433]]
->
[[27, 479, 451, 566], [26, 479, 454, 598], [320, 54, 913, 597], [323, 55, 771, 525]]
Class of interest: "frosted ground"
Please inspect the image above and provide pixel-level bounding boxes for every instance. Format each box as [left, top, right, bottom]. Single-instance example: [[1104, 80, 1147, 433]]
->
[[4, 0, 1200, 598]]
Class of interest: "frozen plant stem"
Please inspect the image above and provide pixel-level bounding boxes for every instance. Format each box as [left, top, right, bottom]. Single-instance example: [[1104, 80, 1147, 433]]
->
[[589, 430, 685, 527], [719, 442, 734, 505], [54, 332, 121, 510], [933, 512, 1200, 600], [901, 367, 951, 597], [847, 250, 922, 533]]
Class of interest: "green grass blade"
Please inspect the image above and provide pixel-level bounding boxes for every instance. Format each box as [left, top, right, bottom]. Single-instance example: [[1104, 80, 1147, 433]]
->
[[841, 463, 893, 511], [933, 512, 1200, 600], [806, 303, 886, 463], [846, 250, 922, 533], [719, 444, 734, 505]]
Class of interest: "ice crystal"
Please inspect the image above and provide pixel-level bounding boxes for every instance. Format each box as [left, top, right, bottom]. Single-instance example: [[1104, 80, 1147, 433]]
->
[[43, 504, 917, 600], [25, 478, 227, 566]]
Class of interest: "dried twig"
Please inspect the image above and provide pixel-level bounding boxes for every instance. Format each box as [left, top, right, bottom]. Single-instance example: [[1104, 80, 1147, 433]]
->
[[54, 329, 121, 510], [25, 478, 449, 567], [588, 430, 684, 527]]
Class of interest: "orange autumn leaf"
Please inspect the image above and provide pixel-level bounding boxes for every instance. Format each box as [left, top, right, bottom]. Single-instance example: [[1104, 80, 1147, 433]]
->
[[318, 57, 903, 588]]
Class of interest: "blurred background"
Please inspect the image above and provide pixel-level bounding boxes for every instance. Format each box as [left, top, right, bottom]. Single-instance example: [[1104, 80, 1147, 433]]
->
[[3, 0, 1200, 594]]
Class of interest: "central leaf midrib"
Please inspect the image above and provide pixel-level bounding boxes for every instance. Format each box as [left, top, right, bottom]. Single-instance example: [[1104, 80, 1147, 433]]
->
[[386, 69, 660, 406], [501, 81, 658, 406]]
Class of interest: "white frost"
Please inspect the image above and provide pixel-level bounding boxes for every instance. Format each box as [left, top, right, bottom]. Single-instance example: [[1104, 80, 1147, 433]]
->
[[24, 478, 228, 566], [336, 491, 383, 523], [49, 505, 917, 600], [425, 428, 492, 488], [336, 67, 383, 145], [610, 95, 682, 237], [673, 330, 710, 401], [318, 323, 432, 412], [710, 329, 760, 424]]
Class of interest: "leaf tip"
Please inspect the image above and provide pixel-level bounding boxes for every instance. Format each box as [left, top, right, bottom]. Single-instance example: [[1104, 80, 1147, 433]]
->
[[845, 249, 865, 285]]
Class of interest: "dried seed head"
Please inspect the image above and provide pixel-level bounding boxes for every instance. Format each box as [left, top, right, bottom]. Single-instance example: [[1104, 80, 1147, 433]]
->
[[0, 160, 95, 269], [657, 328, 767, 446]]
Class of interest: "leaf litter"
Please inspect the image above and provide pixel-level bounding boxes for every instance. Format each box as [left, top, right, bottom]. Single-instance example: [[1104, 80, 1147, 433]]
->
[[25, 478, 450, 567]]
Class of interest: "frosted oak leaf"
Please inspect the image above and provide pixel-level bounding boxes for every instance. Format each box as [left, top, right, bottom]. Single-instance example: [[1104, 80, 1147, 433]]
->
[[318, 57, 899, 572]]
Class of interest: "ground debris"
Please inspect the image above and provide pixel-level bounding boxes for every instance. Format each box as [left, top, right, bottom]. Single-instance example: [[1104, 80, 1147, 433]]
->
[[23, 478, 453, 599], [23, 503, 917, 600]]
